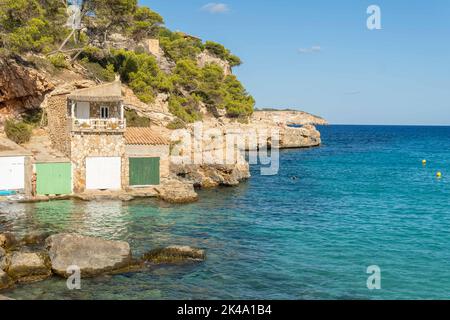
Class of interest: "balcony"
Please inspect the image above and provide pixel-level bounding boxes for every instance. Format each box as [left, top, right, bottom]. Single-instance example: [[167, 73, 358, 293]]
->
[[69, 118, 126, 133]]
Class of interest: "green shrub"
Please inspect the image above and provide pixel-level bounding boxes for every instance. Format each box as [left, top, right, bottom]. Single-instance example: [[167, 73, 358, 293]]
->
[[159, 30, 203, 62], [166, 118, 186, 130], [204, 41, 242, 67], [125, 110, 151, 127], [4, 120, 32, 144], [22, 109, 43, 126], [6, 18, 54, 53], [168, 95, 202, 123], [48, 53, 68, 69], [80, 60, 116, 82]]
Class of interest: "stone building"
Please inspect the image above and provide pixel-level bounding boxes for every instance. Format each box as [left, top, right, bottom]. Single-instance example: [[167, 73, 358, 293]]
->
[[0, 136, 32, 196], [46, 79, 169, 194]]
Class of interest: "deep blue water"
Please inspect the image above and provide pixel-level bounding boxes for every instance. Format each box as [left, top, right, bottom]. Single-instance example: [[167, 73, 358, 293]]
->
[[2, 125, 450, 299]]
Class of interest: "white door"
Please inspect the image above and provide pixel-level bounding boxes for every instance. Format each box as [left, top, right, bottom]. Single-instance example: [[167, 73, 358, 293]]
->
[[76, 102, 90, 120], [0, 157, 25, 190], [86, 157, 121, 190]]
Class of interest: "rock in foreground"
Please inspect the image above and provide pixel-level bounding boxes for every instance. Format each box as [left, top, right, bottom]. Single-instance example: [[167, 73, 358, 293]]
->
[[0, 233, 18, 250], [155, 180, 199, 203], [45, 234, 132, 278], [0, 270, 13, 290], [142, 246, 206, 264], [6, 251, 52, 283]]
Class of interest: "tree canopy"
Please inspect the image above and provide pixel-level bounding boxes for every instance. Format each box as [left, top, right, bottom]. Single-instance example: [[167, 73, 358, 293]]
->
[[0, 0, 255, 121]]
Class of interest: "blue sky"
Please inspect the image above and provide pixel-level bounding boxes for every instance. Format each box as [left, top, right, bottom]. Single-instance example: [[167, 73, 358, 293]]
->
[[141, 0, 450, 125]]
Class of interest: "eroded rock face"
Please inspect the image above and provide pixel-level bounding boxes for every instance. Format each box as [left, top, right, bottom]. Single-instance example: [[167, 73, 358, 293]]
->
[[0, 233, 18, 250], [155, 179, 199, 203], [251, 110, 328, 126], [142, 246, 206, 264], [6, 251, 52, 283], [172, 163, 250, 188], [280, 124, 321, 148], [0, 270, 13, 290], [45, 233, 132, 278], [0, 58, 54, 125], [197, 51, 232, 76]]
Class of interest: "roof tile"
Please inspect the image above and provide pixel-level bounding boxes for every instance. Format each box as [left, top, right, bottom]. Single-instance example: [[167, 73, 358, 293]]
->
[[125, 128, 170, 146]]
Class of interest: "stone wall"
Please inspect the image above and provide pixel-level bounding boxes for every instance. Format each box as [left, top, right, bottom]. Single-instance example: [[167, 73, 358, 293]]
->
[[45, 94, 71, 157], [71, 133, 126, 193], [88, 101, 121, 118]]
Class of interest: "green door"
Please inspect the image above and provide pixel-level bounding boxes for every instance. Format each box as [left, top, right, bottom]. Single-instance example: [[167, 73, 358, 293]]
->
[[129, 157, 160, 186], [36, 162, 72, 195]]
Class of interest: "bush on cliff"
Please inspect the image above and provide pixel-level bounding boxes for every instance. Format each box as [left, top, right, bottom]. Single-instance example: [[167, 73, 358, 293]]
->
[[125, 110, 151, 127], [204, 41, 242, 67], [5, 120, 32, 144]]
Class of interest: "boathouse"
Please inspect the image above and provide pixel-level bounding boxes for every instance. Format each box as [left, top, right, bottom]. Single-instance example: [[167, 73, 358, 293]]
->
[[124, 127, 170, 187], [0, 136, 32, 196]]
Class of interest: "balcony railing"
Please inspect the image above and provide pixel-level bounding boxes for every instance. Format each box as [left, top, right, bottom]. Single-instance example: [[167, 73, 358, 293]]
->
[[69, 118, 126, 132]]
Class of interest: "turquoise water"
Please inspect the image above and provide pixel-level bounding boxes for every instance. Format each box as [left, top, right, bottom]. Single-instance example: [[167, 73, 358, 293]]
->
[[2, 125, 450, 299]]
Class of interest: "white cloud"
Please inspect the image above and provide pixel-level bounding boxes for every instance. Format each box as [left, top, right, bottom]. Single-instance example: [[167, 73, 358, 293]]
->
[[201, 3, 229, 14], [298, 46, 322, 54]]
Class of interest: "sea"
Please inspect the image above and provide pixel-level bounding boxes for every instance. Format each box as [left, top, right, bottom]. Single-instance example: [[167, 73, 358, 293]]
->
[[2, 125, 450, 300]]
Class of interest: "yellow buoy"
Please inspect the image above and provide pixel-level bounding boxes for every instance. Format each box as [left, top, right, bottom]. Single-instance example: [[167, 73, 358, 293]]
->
[[437, 172, 442, 178], [422, 160, 427, 165]]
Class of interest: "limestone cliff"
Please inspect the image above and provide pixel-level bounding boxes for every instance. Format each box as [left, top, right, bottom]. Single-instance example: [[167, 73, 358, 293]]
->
[[252, 110, 328, 126], [0, 57, 54, 125]]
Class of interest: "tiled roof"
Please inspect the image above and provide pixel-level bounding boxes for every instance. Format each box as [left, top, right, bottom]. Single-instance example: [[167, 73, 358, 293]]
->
[[125, 128, 170, 146]]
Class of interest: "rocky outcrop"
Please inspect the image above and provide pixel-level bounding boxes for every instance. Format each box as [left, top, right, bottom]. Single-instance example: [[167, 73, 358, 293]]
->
[[142, 246, 206, 264], [280, 124, 321, 148], [6, 251, 52, 283], [122, 86, 175, 127], [252, 110, 328, 126], [0, 233, 18, 251], [197, 51, 232, 76], [155, 179, 199, 203], [45, 233, 133, 278], [0, 270, 13, 290], [0, 58, 54, 125], [171, 163, 250, 188]]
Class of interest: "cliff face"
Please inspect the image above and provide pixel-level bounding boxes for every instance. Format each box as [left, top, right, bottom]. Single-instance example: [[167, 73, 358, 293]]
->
[[0, 58, 54, 124], [252, 110, 328, 126]]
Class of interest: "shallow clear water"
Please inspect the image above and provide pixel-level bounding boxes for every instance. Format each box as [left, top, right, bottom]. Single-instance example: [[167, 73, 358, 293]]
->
[[2, 125, 450, 300]]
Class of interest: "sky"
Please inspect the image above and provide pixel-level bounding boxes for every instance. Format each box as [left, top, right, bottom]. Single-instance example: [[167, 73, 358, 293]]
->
[[141, 0, 450, 125]]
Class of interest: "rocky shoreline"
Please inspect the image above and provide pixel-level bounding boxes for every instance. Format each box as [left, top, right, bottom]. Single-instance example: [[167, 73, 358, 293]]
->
[[0, 232, 206, 294]]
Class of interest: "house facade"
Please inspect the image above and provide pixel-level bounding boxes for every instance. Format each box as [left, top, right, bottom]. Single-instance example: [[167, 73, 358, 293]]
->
[[44, 79, 169, 195], [0, 137, 33, 196]]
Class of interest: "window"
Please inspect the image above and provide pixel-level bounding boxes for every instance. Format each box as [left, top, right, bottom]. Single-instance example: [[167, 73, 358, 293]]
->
[[100, 106, 109, 119]]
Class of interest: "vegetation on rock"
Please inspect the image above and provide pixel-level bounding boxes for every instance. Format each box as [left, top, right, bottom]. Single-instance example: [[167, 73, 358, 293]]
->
[[4, 120, 32, 144], [0, 0, 255, 124]]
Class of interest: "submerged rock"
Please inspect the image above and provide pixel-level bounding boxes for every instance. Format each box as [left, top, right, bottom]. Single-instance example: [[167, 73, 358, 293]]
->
[[45, 234, 132, 278], [0, 270, 13, 290], [20, 231, 52, 247], [0, 253, 10, 271], [156, 180, 199, 204], [0, 233, 18, 250], [142, 246, 206, 264], [6, 251, 52, 283]]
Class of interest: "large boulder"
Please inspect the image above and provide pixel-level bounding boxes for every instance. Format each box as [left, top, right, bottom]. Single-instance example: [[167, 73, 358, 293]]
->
[[142, 246, 206, 264], [0, 233, 18, 250], [6, 251, 52, 283], [155, 179, 199, 203], [45, 234, 133, 278], [0, 253, 9, 271]]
